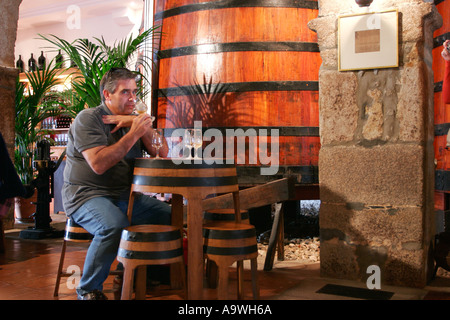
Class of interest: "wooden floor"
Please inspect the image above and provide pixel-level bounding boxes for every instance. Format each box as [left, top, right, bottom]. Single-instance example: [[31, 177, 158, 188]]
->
[[2, 216, 450, 301], [0, 231, 317, 300]]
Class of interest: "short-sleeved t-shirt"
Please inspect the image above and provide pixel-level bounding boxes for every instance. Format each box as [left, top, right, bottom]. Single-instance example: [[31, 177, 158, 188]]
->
[[62, 103, 142, 216]]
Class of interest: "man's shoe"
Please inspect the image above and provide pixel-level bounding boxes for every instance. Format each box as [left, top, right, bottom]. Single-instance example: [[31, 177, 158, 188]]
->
[[77, 289, 108, 300]]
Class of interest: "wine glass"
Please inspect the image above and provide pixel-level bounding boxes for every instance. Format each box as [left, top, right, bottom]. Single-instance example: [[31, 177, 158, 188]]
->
[[192, 129, 202, 159], [184, 129, 194, 159], [135, 98, 155, 123], [152, 129, 164, 158]]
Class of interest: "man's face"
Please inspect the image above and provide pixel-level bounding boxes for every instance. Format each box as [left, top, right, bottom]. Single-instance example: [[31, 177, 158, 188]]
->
[[104, 78, 138, 115]]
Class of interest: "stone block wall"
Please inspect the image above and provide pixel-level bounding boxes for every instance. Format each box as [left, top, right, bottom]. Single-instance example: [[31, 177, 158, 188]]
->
[[309, 0, 441, 287], [0, 0, 22, 229]]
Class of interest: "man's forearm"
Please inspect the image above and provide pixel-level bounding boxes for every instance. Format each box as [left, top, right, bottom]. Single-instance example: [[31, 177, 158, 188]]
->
[[82, 132, 140, 175]]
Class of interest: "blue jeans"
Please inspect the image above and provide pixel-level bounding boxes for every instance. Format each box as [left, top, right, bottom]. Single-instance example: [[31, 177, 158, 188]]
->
[[70, 194, 171, 295]]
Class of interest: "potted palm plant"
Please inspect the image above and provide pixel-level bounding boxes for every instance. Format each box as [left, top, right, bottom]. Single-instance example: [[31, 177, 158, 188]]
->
[[14, 59, 66, 222], [39, 26, 160, 110]]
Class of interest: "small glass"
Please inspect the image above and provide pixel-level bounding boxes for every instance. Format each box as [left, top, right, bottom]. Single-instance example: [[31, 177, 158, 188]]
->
[[152, 129, 164, 158], [192, 129, 202, 159], [135, 98, 155, 122], [184, 129, 194, 159]]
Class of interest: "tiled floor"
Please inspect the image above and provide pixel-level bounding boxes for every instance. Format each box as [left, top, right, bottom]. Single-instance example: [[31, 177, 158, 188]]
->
[[2, 214, 450, 301]]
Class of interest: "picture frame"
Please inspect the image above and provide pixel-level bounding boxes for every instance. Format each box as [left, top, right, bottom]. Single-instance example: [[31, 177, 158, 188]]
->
[[338, 9, 399, 71]]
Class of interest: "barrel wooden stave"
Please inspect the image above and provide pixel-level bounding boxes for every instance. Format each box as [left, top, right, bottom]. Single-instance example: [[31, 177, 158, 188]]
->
[[158, 52, 320, 88], [158, 91, 319, 127], [158, 7, 318, 50]]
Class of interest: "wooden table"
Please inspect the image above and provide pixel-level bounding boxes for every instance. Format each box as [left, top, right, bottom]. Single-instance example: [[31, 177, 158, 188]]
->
[[127, 158, 241, 299]]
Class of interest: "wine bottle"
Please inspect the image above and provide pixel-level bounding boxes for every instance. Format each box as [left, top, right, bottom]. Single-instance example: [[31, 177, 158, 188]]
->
[[28, 53, 36, 72], [16, 55, 24, 73], [55, 50, 63, 68], [38, 51, 46, 70]]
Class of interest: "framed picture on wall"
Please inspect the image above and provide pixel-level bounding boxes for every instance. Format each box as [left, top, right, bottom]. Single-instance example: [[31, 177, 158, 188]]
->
[[338, 9, 399, 71]]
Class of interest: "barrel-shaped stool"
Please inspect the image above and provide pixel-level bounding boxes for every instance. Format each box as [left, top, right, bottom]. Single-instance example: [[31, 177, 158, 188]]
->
[[203, 209, 250, 289], [117, 224, 186, 300], [54, 218, 93, 297], [203, 222, 259, 300], [54, 218, 123, 297]]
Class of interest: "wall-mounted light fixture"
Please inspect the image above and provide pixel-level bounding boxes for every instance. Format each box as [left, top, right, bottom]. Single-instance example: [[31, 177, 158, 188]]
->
[[355, 0, 373, 7]]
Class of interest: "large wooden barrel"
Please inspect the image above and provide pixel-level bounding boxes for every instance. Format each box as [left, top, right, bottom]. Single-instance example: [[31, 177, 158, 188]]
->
[[433, 0, 450, 232], [152, 0, 320, 186]]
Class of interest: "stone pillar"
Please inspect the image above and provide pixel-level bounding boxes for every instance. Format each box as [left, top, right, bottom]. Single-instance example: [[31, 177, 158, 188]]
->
[[309, 0, 441, 287], [0, 0, 22, 229]]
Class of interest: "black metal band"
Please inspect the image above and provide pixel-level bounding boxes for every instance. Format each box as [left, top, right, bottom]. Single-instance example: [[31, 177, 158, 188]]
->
[[121, 229, 181, 242], [161, 126, 319, 137], [433, 31, 450, 48], [159, 41, 319, 59], [134, 158, 236, 169], [204, 244, 258, 256], [436, 170, 450, 192], [435, 123, 450, 136], [133, 175, 238, 187], [64, 231, 93, 241], [158, 81, 319, 97], [118, 248, 183, 260], [155, 0, 318, 20]]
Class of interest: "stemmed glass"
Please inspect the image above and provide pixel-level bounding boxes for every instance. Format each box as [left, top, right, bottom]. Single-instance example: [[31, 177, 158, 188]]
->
[[152, 129, 164, 158], [135, 97, 155, 123], [184, 129, 194, 159], [192, 129, 202, 159]]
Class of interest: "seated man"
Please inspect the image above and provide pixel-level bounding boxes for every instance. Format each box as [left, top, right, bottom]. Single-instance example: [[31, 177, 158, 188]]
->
[[62, 67, 171, 300]]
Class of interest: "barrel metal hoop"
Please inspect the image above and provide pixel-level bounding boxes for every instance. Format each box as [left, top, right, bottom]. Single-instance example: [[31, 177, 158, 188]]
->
[[64, 231, 93, 241], [121, 229, 181, 242], [158, 81, 319, 97], [159, 41, 319, 59], [134, 158, 236, 169], [156, 0, 319, 20], [203, 244, 258, 256], [133, 175, 238, 187], [117, 248, 183, 260]]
